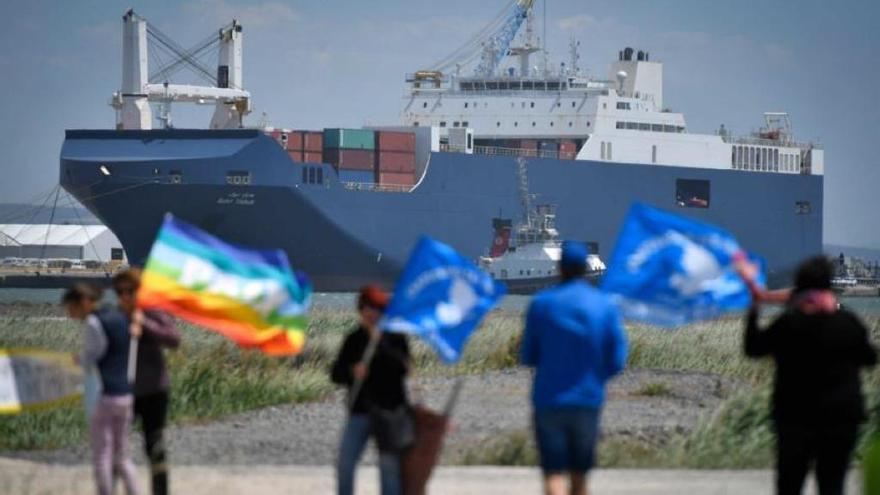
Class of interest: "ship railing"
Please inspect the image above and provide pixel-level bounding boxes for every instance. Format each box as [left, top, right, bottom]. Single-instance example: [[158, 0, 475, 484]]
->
[[452, 145, 576, 160], [722, 134, 822, 150], [339, 181, 412, 193]]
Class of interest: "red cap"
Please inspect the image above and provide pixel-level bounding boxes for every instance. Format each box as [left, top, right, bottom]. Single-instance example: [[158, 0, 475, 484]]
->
[[358, 284, 389, 311]]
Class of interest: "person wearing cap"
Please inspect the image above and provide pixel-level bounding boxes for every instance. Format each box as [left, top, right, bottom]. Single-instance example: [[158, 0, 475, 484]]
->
[[331, 285, 411, 495], [745, 256, 877, 495], [520, 240, 628, 495]]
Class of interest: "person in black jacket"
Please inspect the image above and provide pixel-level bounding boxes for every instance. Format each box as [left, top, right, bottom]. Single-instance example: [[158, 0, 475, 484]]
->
[[745, 256, 877, 495], [331, 285, 410, 495]]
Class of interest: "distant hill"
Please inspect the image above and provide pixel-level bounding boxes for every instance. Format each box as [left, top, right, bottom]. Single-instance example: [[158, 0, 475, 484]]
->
[[0, 203, 101, 225], [824, 244, 880, 262]]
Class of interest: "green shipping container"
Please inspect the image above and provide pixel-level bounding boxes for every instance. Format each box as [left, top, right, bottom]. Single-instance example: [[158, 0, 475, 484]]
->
[[323, 128, 375, 150]]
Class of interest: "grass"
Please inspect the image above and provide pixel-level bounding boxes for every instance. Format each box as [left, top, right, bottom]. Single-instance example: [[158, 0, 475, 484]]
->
[[1, 305, 878, 470], [634, 381, 673, 397]]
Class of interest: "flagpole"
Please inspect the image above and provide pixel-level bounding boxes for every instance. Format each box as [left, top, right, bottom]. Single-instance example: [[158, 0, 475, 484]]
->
[[348, 331, 381, 411], [127, 337, 138, 385]]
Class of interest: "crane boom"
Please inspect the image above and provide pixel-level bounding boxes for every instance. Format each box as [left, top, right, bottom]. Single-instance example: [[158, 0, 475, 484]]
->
[[474, 0, 535, 77]]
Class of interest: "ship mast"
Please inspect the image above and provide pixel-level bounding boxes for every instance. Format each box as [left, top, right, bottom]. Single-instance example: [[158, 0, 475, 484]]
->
[[516, 157, 533, 230]]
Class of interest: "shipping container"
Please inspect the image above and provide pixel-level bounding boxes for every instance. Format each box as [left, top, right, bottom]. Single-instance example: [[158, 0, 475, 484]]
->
[[323, 128, 375, 150], [375, 131, 415, 152], [337, 169, 375, 184], [559, 140, 577, 160], [376, 151, 416, 173], [303, 151, 323, 163], [287, 150, 303, 163], [520, 139, 538, 150], [377, 172, 416, 186], [538, 141, 559, 152], [285, 131, 304, 151], [324, 149, 375, 171], [302, 131, 323, 152]]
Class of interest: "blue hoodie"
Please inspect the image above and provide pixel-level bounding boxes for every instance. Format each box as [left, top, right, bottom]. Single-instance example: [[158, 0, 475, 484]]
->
[[520, 280, 628, 409]]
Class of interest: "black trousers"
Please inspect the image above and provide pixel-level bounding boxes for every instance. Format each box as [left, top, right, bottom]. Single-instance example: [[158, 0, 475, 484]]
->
[[775, 422, 859, 495], [134, 391, 170, 495]]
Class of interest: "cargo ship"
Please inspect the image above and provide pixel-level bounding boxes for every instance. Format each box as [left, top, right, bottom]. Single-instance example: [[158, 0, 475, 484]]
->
[[60, 4, 823, 291]]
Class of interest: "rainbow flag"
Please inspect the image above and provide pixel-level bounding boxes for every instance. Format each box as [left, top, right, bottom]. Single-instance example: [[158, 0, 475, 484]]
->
[[138, 215, 312, 355]]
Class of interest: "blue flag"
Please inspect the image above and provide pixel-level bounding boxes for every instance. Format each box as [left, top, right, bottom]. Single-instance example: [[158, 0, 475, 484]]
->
[[382, 236, 506, 363], [601, 203, 765, 327]]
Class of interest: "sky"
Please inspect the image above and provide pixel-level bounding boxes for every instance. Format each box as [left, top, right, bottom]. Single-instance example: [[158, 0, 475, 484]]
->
[[1, 0, 878, 248]]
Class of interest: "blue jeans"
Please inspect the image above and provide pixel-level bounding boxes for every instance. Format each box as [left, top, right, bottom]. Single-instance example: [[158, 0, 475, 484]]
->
[[337, 414, 402, 495]]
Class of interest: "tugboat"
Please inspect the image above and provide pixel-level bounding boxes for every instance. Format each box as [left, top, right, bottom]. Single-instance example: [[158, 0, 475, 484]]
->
[[479, 158, 605, 294]]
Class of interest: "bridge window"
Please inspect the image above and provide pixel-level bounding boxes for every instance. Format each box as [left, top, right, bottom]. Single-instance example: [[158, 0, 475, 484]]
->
[[497, 122, 501, 127], [514, 122, 518, 127], [572, 101, 576, 108], [532, 122, 536, 127], [439, 121, 446, 127], [462, 121, 469, 127], [422, 102, 427, 108], [530, 102, 535, 108], [464, 102, 468, 108], [616, 121, 625, 129], [651, 124, 663, 132], [676, 179, 710, 208], [453, 122, 460, 127], [616, 102, 631, 110]]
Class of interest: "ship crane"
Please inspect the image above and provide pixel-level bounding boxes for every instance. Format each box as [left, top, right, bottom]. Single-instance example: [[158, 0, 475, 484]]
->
[[424, 0, 535, 78], [110, 9, 251, 130]]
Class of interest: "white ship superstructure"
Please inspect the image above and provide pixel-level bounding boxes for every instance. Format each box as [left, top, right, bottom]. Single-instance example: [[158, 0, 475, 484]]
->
[[401, 1, 823, 176]]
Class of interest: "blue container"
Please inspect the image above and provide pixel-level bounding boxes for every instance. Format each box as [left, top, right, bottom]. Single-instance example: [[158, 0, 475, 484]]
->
[[337, 169, 375, 183]]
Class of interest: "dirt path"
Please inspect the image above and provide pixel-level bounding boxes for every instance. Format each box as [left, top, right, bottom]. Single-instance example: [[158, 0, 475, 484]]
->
[[5, 368, 742, 466]]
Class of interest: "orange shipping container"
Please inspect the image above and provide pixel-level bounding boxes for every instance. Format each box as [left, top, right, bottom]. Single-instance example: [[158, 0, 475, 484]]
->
[[377, 151, 416, 173], [378, 172, 415, 186], [302, 131, 324, 152], [285, 131, 304, 151], [375, 131, 415, 152], [288, 150, 304, 163], [303, 151, 323, 163]]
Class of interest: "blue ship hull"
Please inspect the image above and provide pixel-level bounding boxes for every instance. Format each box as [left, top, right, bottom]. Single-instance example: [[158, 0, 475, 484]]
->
[[60, 129, 822, 290]]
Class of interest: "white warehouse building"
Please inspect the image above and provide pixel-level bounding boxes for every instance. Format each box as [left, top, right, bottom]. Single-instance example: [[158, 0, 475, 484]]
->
[[0, 224, 126, 263]]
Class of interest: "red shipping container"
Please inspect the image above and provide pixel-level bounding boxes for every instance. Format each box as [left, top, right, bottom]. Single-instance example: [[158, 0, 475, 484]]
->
[[285, 131, 304, 151], [559, 140, 578, 160], [378, 172, 415, 186], [377, 151, 416, 173], [325, 149, 375, 171], [302, 131, 323, 152], [303, 151, 323, 163], [375, 131, 415, 152], [287, 150, 303, 163], [520, 139, 538, 150], [267, 130, 284, 147]]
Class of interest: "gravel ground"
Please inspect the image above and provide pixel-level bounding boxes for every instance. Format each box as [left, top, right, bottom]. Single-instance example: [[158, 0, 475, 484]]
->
[[5, 368, 743, 466]]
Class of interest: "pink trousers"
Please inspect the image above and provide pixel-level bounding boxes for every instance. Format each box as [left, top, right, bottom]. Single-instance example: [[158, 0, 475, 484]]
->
[[90, 394, 139, 495]]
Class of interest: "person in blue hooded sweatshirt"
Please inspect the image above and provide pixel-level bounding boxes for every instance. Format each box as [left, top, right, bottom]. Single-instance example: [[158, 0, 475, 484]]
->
[[521, 240, 628, 495]]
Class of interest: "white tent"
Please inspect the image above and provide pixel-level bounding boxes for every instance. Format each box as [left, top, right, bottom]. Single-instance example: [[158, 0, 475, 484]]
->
[[0, 224, 125, 262]]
